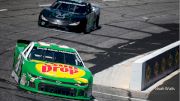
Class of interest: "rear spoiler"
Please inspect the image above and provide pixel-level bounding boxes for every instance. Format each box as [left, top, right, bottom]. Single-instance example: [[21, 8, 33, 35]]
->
[[15, 40, 32, 54], [17, 40, 31, 45]]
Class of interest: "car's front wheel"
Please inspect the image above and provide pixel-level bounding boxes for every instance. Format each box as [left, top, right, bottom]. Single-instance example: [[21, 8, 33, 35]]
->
[[95, 15, 100, 28], [79, 19, 90, 34], [38, 14, 49, 27]]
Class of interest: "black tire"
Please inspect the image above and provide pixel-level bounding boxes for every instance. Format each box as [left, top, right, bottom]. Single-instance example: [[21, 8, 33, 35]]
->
[[80, 19, 90, 34], [96, 15, 100, 28], [38, 14, 49, 27]]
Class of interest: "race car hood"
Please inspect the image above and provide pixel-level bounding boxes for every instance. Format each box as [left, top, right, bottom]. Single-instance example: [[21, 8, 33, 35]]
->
[[23, 60, 92, 84], [42, 8, 85, 22]]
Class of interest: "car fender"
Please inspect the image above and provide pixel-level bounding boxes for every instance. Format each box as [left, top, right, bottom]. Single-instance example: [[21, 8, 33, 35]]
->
[[91, 3, 100, 16], [13, 40, 30, 67], [12, 40, 31, 82]]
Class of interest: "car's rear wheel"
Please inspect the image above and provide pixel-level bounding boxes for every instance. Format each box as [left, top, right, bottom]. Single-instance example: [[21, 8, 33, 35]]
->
[[96, 15, 100, 28]]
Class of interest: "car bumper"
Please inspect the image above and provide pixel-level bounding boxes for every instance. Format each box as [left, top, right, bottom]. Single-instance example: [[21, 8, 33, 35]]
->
[[42, 17, 81, 27], [19, 78, 92, 100]]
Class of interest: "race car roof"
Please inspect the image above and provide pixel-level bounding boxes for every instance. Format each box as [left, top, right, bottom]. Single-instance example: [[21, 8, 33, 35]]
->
[[57, 0, 88, 4], [33, 42, 76, 53]]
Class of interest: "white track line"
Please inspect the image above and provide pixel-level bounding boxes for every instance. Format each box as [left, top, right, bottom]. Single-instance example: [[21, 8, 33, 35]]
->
[[93, 91, 149, 101], [0, 9, 8, 12], [39, 4, 51, 7]]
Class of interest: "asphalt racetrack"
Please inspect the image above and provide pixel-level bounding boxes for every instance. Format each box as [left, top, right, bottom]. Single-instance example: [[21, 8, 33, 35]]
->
[[0, 0, 179, 101]]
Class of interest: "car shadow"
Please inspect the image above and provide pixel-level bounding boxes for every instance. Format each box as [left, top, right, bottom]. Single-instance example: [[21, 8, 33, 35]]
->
[[46, 25, 102, 34]]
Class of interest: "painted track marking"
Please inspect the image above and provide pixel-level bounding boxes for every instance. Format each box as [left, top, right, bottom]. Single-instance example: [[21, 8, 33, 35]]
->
[[0, 9, 8, 12], [39, 4, 51, 7]]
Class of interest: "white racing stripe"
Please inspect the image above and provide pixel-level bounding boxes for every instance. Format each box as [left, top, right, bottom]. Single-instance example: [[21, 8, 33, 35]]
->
[[93, 91, 149, 101], [39, 4, 51, 7], [0, 9, 8, 12]]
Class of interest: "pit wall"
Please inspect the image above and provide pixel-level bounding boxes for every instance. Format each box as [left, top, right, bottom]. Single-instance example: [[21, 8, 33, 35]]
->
[[130, 41, 180, 91]]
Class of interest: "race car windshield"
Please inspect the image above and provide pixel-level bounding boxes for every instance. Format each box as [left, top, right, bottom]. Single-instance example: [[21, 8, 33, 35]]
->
[[28, 47, 83, 66], [51, 2, 87, 14]]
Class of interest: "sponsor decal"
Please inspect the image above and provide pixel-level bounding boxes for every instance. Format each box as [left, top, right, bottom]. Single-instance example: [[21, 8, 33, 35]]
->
[[167, 54, 173, 68], [143, 46, 179, 90], [145, 65, 151, 82], [36, 63, 85, 78], [175, 50, 179, 65], [154, 62, 159, 77], [160, 58, 166, 73]]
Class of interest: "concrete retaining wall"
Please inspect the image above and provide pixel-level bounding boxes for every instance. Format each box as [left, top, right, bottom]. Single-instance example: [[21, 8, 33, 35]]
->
[[130, 41, 180, 91]]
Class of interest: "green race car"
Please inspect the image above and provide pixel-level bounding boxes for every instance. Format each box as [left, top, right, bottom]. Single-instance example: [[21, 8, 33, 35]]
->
[[11, 40, 93, 100]]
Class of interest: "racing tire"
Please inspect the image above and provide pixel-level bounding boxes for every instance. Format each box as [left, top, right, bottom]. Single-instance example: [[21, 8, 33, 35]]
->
[[83, 15, 100, 34], [95, 15, 100, 29]]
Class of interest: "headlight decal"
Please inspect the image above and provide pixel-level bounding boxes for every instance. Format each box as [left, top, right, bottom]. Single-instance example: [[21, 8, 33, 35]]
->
[[41, 14, 48, 21], [74, 78, 88, 84], [30, 77, 36, 82], [69, 21, 80, 26]]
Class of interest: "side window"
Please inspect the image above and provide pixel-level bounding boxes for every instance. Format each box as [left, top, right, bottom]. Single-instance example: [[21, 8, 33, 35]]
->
[[75, 54, 83, 66], [28, 48, 44, 61], [23, 43, 33, 57], [54, 52, 65, 63], [65, 53, 76, 65], [44, 50, 54, 62], [58, 3, 69, 11], [24, 46, 31, 56], [51, 2, 59, 9], [69, 4, 75, 12]]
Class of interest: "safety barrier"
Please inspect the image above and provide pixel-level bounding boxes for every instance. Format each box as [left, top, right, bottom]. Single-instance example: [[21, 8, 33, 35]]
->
[[130, 41, 180, 91]]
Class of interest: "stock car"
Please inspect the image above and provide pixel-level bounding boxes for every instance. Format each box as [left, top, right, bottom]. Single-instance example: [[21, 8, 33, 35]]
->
[[11, 40, 93, 100], [38, 0, 100, 33]]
